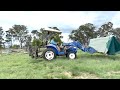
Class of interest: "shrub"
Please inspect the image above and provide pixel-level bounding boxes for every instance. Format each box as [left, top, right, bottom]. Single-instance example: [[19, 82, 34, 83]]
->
[[32, 38, 42, 48], [11, 45, 20, 49]]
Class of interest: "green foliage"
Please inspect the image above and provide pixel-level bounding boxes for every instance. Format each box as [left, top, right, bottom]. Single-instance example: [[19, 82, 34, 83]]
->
[[31, 30, 38, 35], [11, 25, 28, 48], [49, 27, 60, 30], [0, 27, 4, 48], [110, 28, 120, 40], [5, 29, 13, 47], [97, 22, 113, 37], [11, 45, 20, 49], [32, 38, 42, 47], [69, 22, 116, 45], [0, 45, 3, 49], [69, 23, 96, 44], [25, 35, 32, 48]]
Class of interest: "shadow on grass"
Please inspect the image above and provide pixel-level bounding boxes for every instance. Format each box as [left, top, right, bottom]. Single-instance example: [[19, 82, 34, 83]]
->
[[57, 56, 68, 60], [29, 55, 68, 63]]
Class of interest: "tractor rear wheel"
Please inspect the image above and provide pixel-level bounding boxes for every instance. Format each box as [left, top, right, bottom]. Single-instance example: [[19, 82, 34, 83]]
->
[[42, 48, 56, 60]]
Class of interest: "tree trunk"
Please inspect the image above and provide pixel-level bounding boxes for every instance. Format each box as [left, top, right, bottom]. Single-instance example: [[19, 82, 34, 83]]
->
[[20, 40, 22, 49], [3, 43, 5, 49], [21, 42, 22, 49], [28, 45, 32, 56], [11, 40, 12, 48], [25, 46, 27, 51]]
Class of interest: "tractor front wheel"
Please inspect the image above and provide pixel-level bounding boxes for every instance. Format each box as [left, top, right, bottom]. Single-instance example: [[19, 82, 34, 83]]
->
[[67, 52, 76, 60]]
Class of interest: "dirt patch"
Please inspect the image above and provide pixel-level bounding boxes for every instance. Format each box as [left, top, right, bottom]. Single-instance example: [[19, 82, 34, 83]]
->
[[63, 72, 72, 78], [107, 71, 120, 76], [73, 73, 100, 79], [63, 72, 100, 79]]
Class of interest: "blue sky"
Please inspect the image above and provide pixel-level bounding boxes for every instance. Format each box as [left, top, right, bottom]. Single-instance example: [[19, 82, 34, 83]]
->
[[0, 11, 120, 43]]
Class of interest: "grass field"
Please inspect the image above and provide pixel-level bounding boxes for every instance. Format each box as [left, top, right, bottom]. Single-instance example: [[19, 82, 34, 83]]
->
[[0, 50, 120, 79]]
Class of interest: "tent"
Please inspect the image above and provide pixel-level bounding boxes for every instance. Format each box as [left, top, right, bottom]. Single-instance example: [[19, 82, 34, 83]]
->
[[89, 35, 120, 55]]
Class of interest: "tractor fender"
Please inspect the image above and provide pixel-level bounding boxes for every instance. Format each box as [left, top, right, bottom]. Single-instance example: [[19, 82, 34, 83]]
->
[[46, 44, 59, 55]]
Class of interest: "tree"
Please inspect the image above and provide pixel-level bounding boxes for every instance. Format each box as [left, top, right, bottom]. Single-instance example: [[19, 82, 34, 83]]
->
[[97, 22, 113, 37], [31, 30, 39, 37], [30, 37, 42, 58], [32, 37, 42, 47], [69, 23, 97, 45], [24, 35, 32, 51], [12, 25, 28, 49], [25, 35, 32, 46], [110, 28, 120, 41], [0, 27, 4, 49], [31, 30, 38, 34], [5, 28, 15, 47], [5, 31, 12, 46], [111, 28, 120, 37], [49, 27, 60, 30]]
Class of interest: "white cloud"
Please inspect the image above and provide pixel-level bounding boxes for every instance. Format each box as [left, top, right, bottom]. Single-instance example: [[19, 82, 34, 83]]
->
[[111, 12, 120, 28], [0, 11, 120, 33], [0, 11, 100, 31], [61, 33, 73, 43]]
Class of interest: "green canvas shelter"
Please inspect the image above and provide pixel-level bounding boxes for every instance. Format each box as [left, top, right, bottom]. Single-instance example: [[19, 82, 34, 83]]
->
[[89, 35, 120, 55]]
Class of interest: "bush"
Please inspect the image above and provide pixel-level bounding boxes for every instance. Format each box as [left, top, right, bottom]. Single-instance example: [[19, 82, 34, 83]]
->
[[0, 45, 2, 49], [32, 39, 42, 47], [11, 45, 20, 49], [0, 45, 4, 50]]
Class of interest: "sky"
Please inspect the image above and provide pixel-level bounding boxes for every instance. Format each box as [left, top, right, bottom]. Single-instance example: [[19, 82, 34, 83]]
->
[[0, 11, 120, 43]]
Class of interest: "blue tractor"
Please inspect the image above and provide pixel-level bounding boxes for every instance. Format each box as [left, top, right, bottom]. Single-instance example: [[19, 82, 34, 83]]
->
[[35, 27, 97, 60], [42, 41, 97, 60]]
